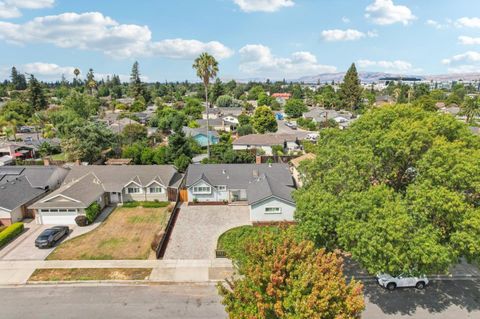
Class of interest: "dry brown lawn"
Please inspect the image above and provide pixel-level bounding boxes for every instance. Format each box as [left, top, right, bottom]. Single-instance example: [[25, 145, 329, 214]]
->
[[47, 206, 170, 260], [29, 268, 152, 281]]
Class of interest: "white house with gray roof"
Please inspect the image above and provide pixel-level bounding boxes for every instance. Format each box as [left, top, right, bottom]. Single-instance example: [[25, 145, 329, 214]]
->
[[29, 165, 182, 224], [185, 164, 296, 222]]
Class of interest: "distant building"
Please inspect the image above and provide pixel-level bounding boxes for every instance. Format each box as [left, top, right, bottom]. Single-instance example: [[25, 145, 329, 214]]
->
[[271, 93, 292, 105]]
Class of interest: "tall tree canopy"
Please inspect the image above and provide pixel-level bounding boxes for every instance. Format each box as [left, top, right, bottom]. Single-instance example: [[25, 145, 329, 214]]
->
[[339, 63, 362, 110], [252, 105, 277, 133], [295, 105, 480, 275]]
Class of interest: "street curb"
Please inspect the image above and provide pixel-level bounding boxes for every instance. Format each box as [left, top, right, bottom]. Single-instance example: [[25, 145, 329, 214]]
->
[[0, 281, 219, 289]]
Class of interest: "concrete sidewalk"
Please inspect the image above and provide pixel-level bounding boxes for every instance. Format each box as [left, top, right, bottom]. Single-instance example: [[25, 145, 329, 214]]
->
[[0, 259, 234, 285]]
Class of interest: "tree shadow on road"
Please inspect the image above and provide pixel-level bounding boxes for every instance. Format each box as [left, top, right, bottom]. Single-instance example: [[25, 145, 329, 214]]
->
[[364, 280, 480, 315]]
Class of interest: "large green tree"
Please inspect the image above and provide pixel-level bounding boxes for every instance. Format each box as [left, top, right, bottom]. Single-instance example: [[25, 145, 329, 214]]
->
[[284, 98, 308, 118], [339, 63, 362, 110], [252, 106, 277, 133], [27, 75, 47, 111], [295, 105, 480, 275]]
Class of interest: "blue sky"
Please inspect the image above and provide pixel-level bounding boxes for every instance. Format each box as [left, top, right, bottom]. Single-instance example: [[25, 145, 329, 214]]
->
[[0, 0, 480, 82]]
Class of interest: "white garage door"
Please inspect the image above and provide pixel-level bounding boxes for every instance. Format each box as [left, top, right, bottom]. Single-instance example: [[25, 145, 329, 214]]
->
[[38, 209, 78, 225]]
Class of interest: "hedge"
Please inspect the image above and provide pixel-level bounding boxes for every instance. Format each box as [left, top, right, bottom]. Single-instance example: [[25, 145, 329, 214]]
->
[[122, 201, 169, 208], [85, 202, 101, 223], [0, 222, 24, 248]]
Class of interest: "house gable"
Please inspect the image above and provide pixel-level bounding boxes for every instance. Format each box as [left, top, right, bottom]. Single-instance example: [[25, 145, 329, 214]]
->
[[41, 194, 80, 203]]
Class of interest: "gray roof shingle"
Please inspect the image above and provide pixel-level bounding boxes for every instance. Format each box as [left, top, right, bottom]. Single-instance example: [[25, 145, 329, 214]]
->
[[186, 164, 295, 204]]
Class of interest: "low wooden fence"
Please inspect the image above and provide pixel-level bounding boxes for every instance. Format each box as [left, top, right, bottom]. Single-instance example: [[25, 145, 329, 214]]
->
[[215, 250, 228, 258], [155, 202, 181, 259]]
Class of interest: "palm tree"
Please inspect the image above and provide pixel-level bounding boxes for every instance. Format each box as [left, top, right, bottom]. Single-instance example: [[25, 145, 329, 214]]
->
[[407, 87, 415, 104], [461, 96, 480, 124], [73, 68, 80, 86], [193, 52, 219, 159], [393, 88, 402, 103]]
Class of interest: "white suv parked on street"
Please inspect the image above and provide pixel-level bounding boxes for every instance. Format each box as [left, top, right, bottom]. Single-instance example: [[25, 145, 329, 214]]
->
[[377, 273, 429, 290]]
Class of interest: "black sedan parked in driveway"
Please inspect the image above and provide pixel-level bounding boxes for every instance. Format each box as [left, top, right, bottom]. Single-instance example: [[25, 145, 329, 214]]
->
[[35, 226, 69, 248]]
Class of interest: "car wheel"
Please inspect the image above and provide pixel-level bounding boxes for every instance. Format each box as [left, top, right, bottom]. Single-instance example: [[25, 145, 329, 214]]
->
[[416, 281, 425, 289], [387, 283, 396, 291]]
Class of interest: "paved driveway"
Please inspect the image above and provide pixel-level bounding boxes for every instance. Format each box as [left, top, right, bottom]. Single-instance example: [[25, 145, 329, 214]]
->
[[164, 204, 251, 260], [0, 206, 115, 261], [0, 223, 66, 260]]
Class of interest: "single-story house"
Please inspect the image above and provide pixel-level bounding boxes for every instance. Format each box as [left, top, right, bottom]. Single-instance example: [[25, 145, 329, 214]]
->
[[108, 118, 140, 134], [196, 116, 238, 132], [29, 165, 183, 224], [196, 118, 225, 131], [218, 107, 244, 117], [271, 93, 291, 106], [232, 134, 302, 155], [183, 127, 220, 147], [186, 164, 296, 222], [303, 107, 353, 124], [202, 107, 222, 119], [0, 141, 37, 160], [0, 166, 68, 225]]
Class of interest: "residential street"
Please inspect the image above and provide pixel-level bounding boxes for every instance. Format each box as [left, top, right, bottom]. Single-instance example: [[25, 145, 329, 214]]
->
[[0, 280, 478, 318], [0, 285, 227, 319]]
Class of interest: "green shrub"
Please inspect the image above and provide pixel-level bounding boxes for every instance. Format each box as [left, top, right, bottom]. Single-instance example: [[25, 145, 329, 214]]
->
[[0, 222, 24, 248], [122, 201, 169, 208], [85, 202, 101, 223], [217, 226, 279, 265], [0, 225, 6, 233]]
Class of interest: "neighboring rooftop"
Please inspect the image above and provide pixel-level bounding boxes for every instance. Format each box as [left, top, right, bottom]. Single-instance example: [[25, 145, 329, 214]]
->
[[186, 163, 294, 189]]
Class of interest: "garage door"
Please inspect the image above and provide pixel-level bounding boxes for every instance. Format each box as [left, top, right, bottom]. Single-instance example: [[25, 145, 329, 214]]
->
[[38, 209, 78, 225]]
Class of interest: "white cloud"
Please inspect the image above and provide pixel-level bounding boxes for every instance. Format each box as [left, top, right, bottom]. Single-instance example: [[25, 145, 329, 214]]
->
[[442, 51, 480, 65], [442, 51, 480, 74], [357, 59, 418, 73], [458, 36, 480, 45], [321, 29, 377, 41], [365, 0, 416, 25], [233, 0, 294, 12], [22, 62, 75, 77], [5, 0, 54, 9], [0, 62, 146, 82], [0, 12, 234, 60], [0, 2, 20, 18], [239, 44, 336, 77], [426, 19, 441, 29], [456, 17, 480, 28], [342, 16, 350, 23], [0, 0, 53, 18]]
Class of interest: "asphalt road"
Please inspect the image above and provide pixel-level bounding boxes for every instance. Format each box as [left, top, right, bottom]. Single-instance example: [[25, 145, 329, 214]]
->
[[0, 280, 478, 319], [0, 284, 227, 319]]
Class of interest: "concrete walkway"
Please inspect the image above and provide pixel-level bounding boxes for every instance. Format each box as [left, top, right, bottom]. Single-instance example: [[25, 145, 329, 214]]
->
[[0, 259, 234, 285], [164, 204, 251, 259]]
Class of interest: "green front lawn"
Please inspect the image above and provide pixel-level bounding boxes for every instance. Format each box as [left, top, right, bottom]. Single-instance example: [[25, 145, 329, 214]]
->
[[217, 226, 278, 263], [29, 268, 152, 281], [48, 205, 171, 260]]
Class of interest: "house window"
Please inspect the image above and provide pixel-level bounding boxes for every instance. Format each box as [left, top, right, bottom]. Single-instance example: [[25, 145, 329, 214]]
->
[[127, 187, 141, 194], [193, 186, 211, 194], [149, 187, 163, 194], [217, 185, 227, 191], [265, 207, 282, 214]]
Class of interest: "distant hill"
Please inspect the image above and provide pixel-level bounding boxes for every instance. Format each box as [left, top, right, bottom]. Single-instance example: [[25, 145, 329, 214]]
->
[[233, 72, 480, 84]]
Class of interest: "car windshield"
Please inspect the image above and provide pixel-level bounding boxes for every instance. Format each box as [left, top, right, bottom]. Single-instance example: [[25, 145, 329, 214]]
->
[[38, 230, 55, 238]]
